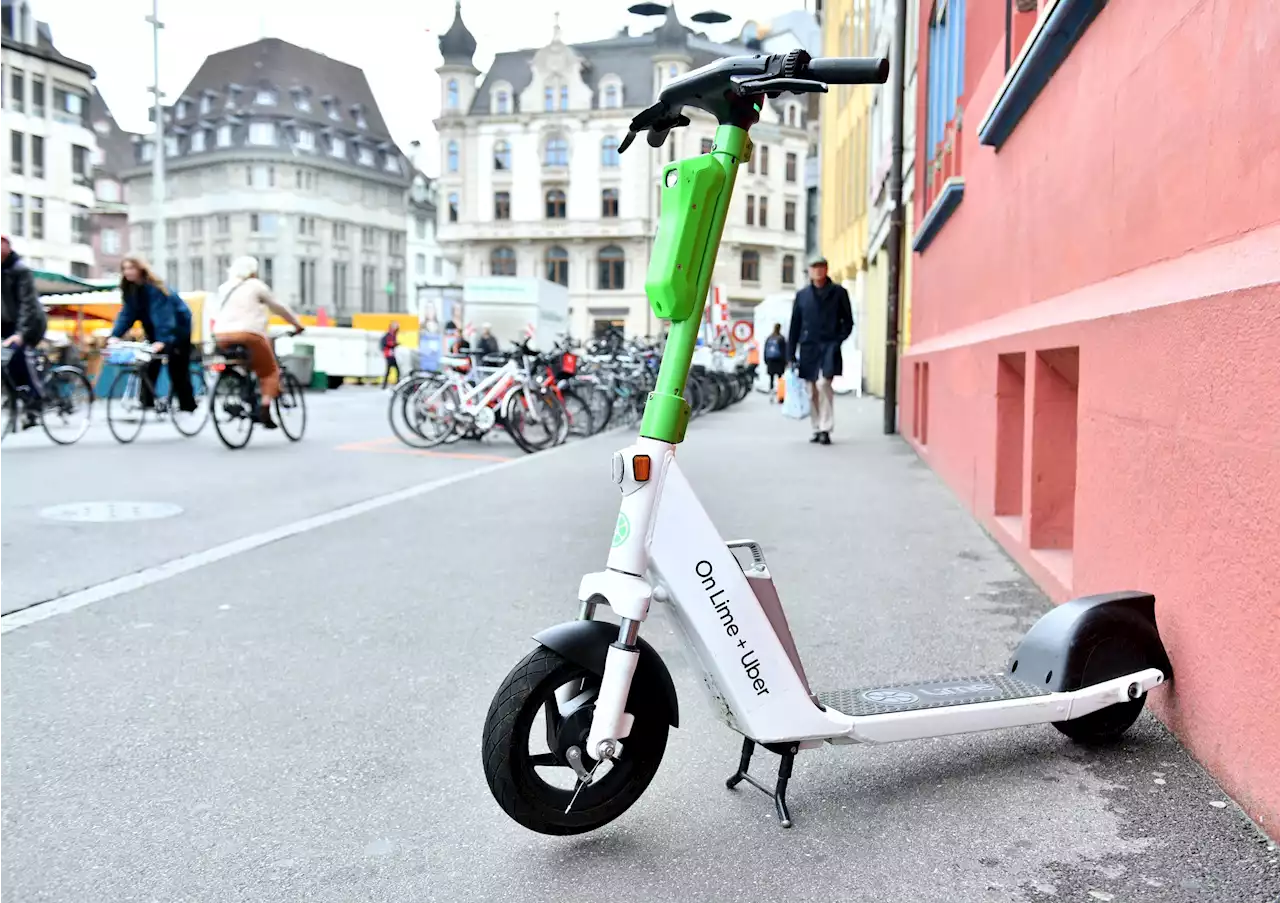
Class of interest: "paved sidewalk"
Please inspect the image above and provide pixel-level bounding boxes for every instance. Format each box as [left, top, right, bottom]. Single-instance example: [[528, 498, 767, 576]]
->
[[2, 391, 1276, 903]]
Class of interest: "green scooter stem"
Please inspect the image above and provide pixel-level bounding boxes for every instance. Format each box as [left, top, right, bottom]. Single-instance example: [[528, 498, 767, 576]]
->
[[640, 123, 750, 445]]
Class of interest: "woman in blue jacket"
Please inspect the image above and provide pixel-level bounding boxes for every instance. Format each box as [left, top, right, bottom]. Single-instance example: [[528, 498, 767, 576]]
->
[[109, 256, 197, 411]]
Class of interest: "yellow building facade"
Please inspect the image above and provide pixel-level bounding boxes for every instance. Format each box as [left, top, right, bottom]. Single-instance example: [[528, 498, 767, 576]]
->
[[819, 1, 874, 289]]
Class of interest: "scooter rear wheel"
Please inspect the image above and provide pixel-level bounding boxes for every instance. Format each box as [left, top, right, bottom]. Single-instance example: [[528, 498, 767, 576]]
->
[[482, 646, 668, 835], [1052, 635, 1150, 744]]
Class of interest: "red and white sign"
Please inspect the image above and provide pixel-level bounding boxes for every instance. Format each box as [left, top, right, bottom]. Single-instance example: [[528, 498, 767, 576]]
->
[[731, 320, 754, 343]]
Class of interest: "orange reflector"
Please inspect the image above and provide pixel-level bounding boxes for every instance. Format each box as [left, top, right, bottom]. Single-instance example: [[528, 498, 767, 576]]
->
[[632, 454, 651, 482]]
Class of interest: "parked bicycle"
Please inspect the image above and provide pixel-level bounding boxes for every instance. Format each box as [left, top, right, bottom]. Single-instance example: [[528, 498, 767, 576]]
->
[[103, 341, 209, 443], [209, 332, 306, 449], [1, 345, 94, 445]]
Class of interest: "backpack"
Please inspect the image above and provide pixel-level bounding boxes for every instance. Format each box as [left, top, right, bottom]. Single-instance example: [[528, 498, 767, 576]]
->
[[763, 335, 784, 361]]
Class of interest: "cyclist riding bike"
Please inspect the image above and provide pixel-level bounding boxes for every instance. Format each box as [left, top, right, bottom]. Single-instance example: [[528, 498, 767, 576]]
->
[[212, 256, 305, 429], [2, 235, 49, 428], [109, 255, 198, 414]]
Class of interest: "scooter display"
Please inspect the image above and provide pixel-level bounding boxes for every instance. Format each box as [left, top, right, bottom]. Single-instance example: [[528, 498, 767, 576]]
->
[[481, 49, 1173, 834]]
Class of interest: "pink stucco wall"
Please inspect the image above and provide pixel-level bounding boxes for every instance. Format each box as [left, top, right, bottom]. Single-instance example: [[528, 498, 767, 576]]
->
[[903, 0, 1280, 833]]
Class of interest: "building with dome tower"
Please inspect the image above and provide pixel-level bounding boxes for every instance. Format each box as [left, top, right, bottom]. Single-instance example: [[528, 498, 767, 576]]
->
[[433, 2, 814, 339]]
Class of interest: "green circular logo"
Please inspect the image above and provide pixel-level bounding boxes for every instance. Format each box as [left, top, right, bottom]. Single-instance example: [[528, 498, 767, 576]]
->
[[612, 513, 631, 548]]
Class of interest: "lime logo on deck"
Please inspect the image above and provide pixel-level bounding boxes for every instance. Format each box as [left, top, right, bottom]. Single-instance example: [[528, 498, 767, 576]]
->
[[612, 513, 631, 548]]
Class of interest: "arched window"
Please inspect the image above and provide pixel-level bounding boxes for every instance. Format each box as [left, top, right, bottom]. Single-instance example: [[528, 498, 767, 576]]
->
[[491, 246, 516, 276], [601, 136, 620, 167], [604, 84, 620, 108], [545, 246, 569, 286], [496, 90, 510, 114], [493, 140, 511, 171], [601, 188, 619, 218], [446, 140, 459, 173], [545, 189, 567, 219], [782, 254, 796, 285], [559, 85, 569, 110], [668, 64, 678, 78], [447, 192, 459, 223], [598, 245, 625, 290], [447, 79, 459, 110], [544, 86, 554, 112], [545, 135, 569, 166], [741, 249, 760, 282]]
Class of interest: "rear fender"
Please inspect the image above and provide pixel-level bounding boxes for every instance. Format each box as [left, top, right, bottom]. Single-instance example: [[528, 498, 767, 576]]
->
[[534, 620, 679, 728], [1011, 591, 1173, 693]]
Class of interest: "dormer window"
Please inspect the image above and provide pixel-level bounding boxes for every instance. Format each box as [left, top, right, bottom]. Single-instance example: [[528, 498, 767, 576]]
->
[[295, 128, 314, 151], [165, 135, 179, 156], [200, 92, 215, 114], [604, 84, 620, 108], [293, 89, 311, 112], [325, 98, 341, 121], [225, 86, 240, 109], [358, 146, 375, 166], [255, 88, 277, 105], [191, 130, 206, 152], [330, 136, 346, 158], [217, 124, 233, 147], [140, 142, 154, 162], [248, 122, 276, 146], [355, 110, 367, 130], [383, 154, 399, 173], [175, 100, 189, 119]]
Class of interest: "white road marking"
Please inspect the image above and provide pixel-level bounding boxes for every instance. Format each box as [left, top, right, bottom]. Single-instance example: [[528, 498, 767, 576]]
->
[[1, 439, 581, 634]]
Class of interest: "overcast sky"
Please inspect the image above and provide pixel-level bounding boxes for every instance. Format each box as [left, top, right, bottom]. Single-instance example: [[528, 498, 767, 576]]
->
[[38, 0, 817, 174]]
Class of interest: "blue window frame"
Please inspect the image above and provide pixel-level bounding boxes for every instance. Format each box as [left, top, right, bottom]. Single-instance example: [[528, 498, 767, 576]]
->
[[447, 140, 459, 173], [926, 0, 966, 156]]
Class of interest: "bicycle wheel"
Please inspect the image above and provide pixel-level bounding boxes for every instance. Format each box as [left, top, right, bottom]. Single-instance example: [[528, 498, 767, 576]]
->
[[504, 386, 562, 454], [406, 379, 460, 448], [171, 367, 209, 437], [275, 372, 307, 441], [40, 367, 94, 445], [2, 378, 17, 441], [389, 374, 435, 448], [585, 383, 613, 433], [106, 369, 146, 444], [560, 389, 594, 439], [211, 370, 254, 449]]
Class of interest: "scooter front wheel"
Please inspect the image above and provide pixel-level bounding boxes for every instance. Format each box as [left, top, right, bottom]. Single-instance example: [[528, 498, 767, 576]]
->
[[482, 646, 668, 835]]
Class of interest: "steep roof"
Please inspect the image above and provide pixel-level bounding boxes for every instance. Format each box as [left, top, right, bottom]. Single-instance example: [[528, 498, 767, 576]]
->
[[88, 88, 139, 176], [0, 3, 94, 77], [168, 37, 393, 141]]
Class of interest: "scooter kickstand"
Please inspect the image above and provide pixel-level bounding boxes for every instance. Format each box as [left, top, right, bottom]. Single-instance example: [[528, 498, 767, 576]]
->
[[724, 737, 797, 828]]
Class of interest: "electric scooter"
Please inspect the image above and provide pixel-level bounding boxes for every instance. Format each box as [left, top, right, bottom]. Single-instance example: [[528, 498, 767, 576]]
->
[[481, 49, 1173, 835]]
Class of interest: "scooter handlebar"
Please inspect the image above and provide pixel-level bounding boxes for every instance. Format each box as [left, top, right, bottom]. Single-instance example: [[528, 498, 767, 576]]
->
[[803, 56, 891, 85]]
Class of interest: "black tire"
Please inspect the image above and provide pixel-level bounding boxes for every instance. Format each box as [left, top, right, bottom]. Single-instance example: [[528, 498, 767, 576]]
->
[[588, 385, 613, 433], [211, 370, 253, 450], [327, 375, 344, 390], [275, 372, 307, 441], [171, 367, 209, 437], [389, 375, 434, 448], [106, 369, 146, 444], [40, 367, 94, 445], [482, 646, 669, 836], [1, 388, 14, 440], [1052, 635, 1152, 744], [505, 387, 562, 454], [560, 389, 594, 438]]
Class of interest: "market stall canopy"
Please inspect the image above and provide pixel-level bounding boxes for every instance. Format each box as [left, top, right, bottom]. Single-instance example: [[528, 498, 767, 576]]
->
[[31, 270, 115, 296]]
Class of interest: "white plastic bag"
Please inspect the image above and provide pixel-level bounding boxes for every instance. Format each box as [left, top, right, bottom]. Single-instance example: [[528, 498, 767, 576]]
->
[[781, 370, 809, 420]]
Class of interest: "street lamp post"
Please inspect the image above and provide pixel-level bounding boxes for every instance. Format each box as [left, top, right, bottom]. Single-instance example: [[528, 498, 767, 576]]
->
[[146, 0, 166, 273]]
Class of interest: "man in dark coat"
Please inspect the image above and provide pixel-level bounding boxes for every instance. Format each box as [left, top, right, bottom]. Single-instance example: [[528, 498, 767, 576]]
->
[[788, 255, 853, 445], [2, 236, 49, 423]]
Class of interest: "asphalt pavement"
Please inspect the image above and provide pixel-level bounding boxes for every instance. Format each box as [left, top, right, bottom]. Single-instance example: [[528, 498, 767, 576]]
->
[[2, 388, 1276, 902]]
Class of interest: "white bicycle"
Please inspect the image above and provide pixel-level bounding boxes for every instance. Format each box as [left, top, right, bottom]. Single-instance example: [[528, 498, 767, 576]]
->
[[481, 50, 1172, 834]]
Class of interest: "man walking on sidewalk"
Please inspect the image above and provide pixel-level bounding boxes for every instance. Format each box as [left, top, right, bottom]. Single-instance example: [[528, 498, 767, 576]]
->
[[788, 255, 853, 445]]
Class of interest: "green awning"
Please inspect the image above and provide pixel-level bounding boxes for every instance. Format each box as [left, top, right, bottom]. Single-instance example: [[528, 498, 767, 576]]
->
[[32, 270, 115, 296]]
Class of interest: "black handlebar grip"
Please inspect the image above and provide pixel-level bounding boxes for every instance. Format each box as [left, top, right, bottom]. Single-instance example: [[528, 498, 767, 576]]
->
[[805, 57, 890, 85]]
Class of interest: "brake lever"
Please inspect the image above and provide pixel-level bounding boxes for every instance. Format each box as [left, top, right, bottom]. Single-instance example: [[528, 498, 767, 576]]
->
[[732, 76, 828, 97]]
